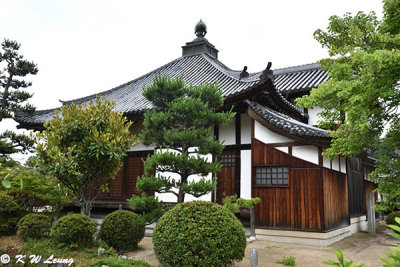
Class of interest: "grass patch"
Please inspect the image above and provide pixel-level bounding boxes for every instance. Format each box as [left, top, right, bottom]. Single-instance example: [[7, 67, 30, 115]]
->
[[277, 256, 296, 266], [1, 236, 151, 267]]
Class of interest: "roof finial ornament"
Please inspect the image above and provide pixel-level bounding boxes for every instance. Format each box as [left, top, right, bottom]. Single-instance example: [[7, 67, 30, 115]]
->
[[240, 66, 249, 79], [195, 19, 207, 39], [259, 61, 273, 81]]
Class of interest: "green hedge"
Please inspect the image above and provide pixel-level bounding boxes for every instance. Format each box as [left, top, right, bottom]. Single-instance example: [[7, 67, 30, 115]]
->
[[0, 193, 23, 236], [7, 189, 47, 212], [17, 213, 51, 240], [100, 210, 145, 252], [153, 201, 246, 267], [50, 213, 96, 247]]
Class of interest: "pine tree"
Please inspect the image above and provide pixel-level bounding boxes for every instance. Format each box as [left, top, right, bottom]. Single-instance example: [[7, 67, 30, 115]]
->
[[0, 39, 38, 163], [137, 76, 234, 203]]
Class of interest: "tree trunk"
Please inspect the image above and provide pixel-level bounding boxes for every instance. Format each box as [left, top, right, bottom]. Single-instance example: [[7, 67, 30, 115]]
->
[[80, 198, 92, 217], [177, 190, 185, 203]]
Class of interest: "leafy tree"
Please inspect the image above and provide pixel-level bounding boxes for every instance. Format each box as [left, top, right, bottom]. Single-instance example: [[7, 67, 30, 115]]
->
[[35, 96, 134, 216], [136, 75, 234, 203], [296, 0, 400, 211], [0, 162, 73, 215], [0, 39, 37, 163]]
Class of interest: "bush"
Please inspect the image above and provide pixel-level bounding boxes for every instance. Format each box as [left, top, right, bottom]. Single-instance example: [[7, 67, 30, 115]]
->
[[277, 256, 296, 266], [100, 210, 145, 252], [153, 201, 246, 267], [387, 211, 400, 232], [50, 213, 96, 247], [0, 193, 19, 212], [17, 213, 51, 240], [8, 189, 47, 212], [0, 193, 23, 236]]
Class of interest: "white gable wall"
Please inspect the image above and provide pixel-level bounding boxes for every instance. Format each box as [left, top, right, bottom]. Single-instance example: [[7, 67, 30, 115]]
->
[[254, 121, 293, 144], [292, 146, 319, 165]]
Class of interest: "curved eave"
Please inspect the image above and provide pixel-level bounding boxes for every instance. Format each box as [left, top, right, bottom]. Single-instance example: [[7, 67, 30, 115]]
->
[[246, 101, 331, 146]]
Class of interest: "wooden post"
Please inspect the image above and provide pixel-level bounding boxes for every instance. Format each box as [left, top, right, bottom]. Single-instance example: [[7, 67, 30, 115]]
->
[[367, 192, 376, 234], [250, 208, 256, 238], [250, 247, 258, 267]]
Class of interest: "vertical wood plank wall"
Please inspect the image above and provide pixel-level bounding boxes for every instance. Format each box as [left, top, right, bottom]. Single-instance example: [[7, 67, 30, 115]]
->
[[252, 139, 325, 231], [97, 154, 148, 201], [323, 169, 349, 230]]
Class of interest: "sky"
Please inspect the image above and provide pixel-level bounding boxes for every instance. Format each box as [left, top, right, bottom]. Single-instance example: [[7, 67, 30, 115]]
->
[[0, 0, 383, 162]]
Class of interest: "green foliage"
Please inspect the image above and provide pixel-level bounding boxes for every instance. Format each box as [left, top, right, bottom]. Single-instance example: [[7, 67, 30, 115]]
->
[[127, 193, 167, 224], [139, 75, 234, 202], [35, 96, 134, 215], [386, 211, 400, 233], [0, 163, 73, 217], [323, 249, 363, 267], [7, 189, 47, 212], [50, 213, 96, 247], [222, 195, 261, 214], [277, 256, 296, 266], [0, 193, 24, 236], [295, 0, 400, 211], [0, 39, 37, 163], [99, 210, 145, 252], [17, 213, 51, 240], [0, 192, 19, 212], [153, 201, 246, 267], [94, 257, 152, 267]]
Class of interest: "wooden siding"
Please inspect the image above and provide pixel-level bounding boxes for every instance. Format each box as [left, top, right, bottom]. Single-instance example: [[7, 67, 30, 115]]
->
[[252, 139, 325, 231], [347, 157, 365, 217], [217, 151, 240, 203], [97, 154, 148, 201], [323, 169, 349, 230]]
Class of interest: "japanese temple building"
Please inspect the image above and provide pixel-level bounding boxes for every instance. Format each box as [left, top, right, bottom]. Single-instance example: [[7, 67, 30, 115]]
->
[[16, 20, 376, 246]]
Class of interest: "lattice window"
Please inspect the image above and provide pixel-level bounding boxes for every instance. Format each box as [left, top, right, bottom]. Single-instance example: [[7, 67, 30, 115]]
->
[[255, 166, 289, 186], [220, 154, 236, 167]]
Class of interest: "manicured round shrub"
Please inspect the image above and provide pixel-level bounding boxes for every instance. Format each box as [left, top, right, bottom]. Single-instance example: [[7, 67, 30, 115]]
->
[[0, 193, 19, 212], [17, 213, 51, 240], [386, 211, 400, 232], [50, 213, 96, 247], [153, 201, 246, 267], [99, 210, 145, 252], [0, 193, 23, 236]]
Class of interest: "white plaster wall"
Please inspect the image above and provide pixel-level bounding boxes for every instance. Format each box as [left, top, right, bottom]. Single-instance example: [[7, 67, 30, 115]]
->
[[292, 146, 319, 165], [308, 106, 323, 126], [240, 150, 252, 199], [241, 113, 252, 144], [219, 118, 236, 145], [323, 156, 331, 169], [332, 157, 340, 171], [155, 148, 212, 203], [277, 147, 289, 154], [340, 157, 346, 173], [254, 121, 293, 144]]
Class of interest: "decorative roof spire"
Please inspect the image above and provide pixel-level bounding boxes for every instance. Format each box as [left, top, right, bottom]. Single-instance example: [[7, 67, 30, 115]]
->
[[182, 20, 218, 59], [195, 19, 207, 39]]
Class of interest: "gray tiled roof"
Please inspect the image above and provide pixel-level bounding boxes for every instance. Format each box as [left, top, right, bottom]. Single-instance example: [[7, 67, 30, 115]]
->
[[245, 100, 330, 139], [15, 54, 328, 127]]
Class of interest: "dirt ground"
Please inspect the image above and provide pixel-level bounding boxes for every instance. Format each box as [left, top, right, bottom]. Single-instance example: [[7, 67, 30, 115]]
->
[[125, 221, 400, 267]]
